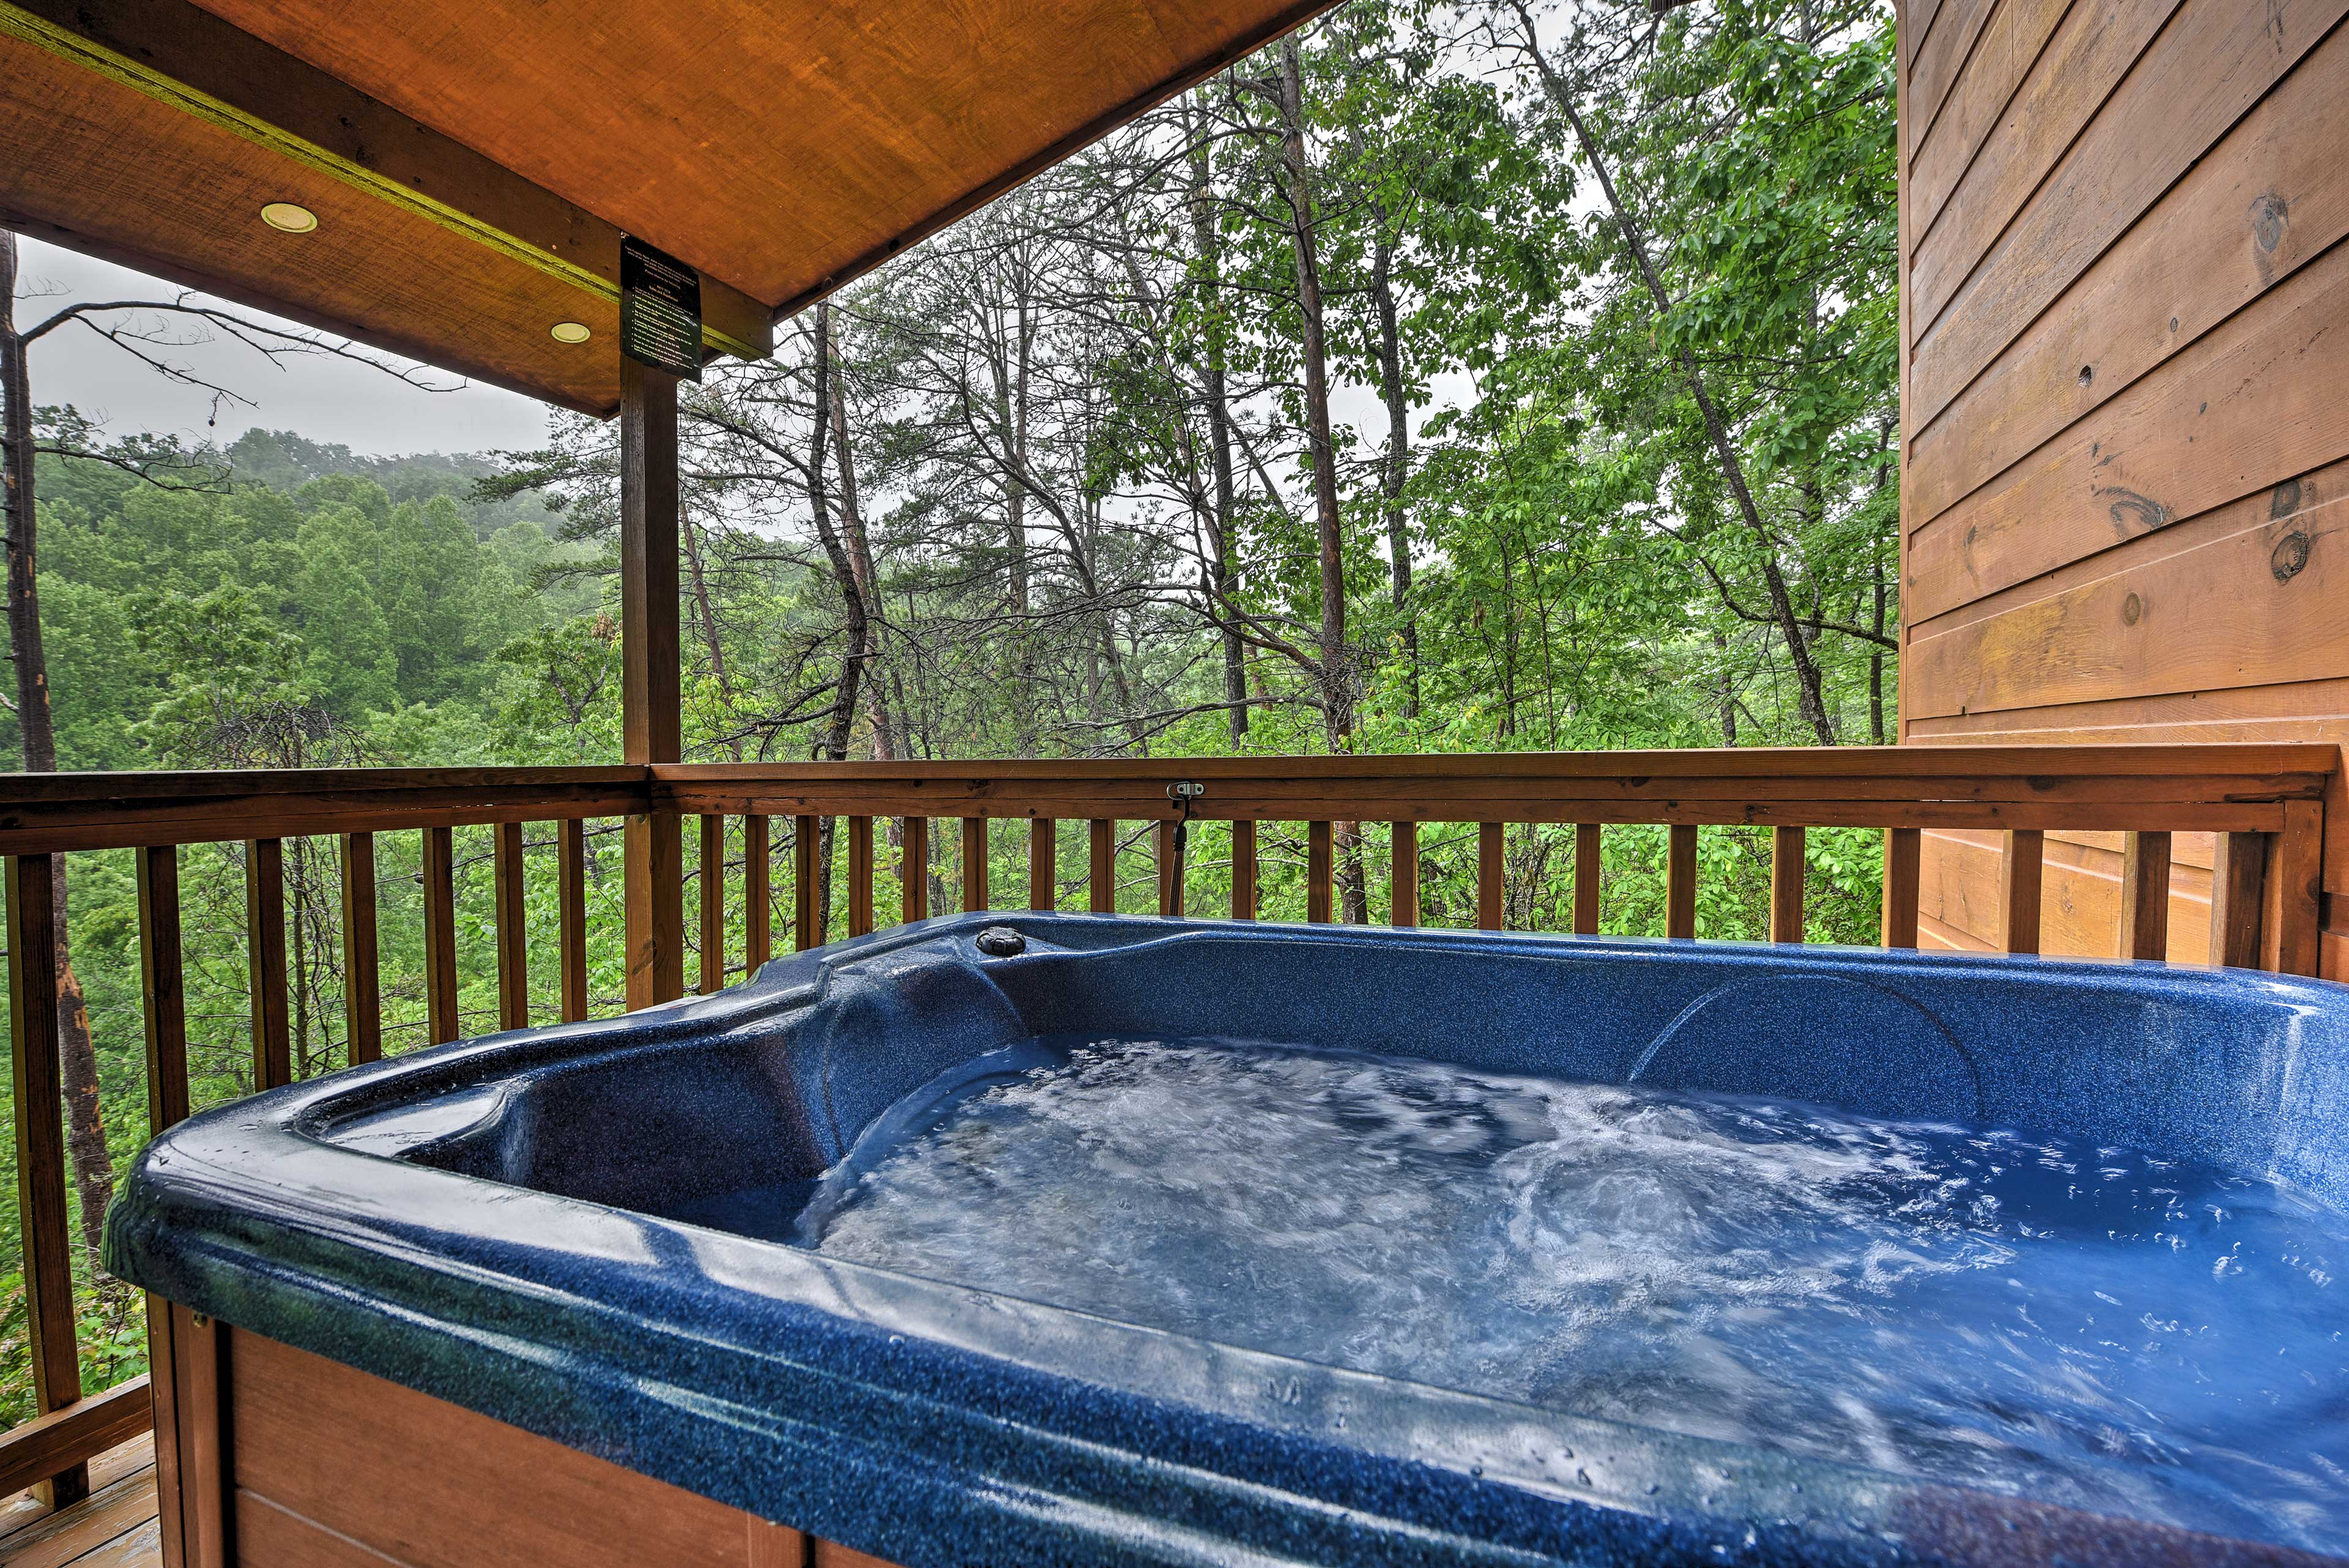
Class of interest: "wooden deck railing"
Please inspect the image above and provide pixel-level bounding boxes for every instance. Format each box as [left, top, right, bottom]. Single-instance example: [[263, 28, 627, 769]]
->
[[0, 742, 2333, 1500]]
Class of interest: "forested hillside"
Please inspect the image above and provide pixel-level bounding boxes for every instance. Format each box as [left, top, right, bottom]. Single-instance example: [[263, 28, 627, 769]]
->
[[1, 0, 1895, 1421]]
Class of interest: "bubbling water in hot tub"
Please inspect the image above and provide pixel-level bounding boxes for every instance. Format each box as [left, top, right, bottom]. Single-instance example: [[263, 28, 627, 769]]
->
[[776, 1036, 2349, 1552]]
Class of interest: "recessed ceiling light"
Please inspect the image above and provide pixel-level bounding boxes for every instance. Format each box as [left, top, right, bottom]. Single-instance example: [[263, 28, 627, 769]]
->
[[259, 202, 317, 234], [549, 321, 592, 344]]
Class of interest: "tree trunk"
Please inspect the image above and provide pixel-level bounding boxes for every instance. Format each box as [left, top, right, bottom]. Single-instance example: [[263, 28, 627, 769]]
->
[[1515, 23, 1836, 743], [1186, 113, 1249, 744], [829, 370, 896, 761], [2, 232, 113, 1271], [1370, 229, 1419, 721]]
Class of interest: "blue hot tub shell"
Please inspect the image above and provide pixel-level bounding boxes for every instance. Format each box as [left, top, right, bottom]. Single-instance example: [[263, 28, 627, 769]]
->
[[107, 913, 2349, 1567]]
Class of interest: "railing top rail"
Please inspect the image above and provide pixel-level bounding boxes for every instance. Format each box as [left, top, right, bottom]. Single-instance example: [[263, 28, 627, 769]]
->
[[0, 744, 2331, 853]]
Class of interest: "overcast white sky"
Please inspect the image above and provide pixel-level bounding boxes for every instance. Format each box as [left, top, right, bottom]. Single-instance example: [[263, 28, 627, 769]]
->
[[14, 235, 555, 456]]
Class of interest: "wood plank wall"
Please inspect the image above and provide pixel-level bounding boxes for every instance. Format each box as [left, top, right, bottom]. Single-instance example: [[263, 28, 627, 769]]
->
[[1897, 0, 2349, 976]]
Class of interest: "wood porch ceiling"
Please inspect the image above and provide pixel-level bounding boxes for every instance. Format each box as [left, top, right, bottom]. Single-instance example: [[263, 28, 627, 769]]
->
[[0, 0, 1331, 414]]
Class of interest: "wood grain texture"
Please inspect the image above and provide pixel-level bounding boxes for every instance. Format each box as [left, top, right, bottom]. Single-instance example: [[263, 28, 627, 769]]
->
[[228, 1331, 797, 1568], [1308, 820, 1334, 924], [698, 814, 725, 995], [2208, 830, 2266, 967], [1575, 823, 1601, 935], [793, 817, 818, 951], [960, 817, 989, 913], [1905, 0, 1997, 158], [1770, 826, 1805, 942], [420, 826, 458, 1044], [1909, 234, 2349, 625], [0, 1379, 150, 1503], [0, 1447, 156, 1568], [1390, 820, 1418, 926], [1088, 819, 1113, 913], [558, 818, 588, 1022], [1921, 828, 2219, 960], [1664, 824, 1696, 939], [848, 817, 875, 937], [136, 844, 191, 1128], [1156, 819, 1182, 917], [1907, 0, 2069, 239], [1911, 28, 2349, 525], [900, 817, 928, 924], [741, 814, 770, 978], [1231, 819, 1257, 920], [245, 838, 291, 1088], [335, 833, 380, 1064], [1999, 828, 2044, 954], [495, 820, 530, 1024], [2121, 830, 2173, 959], [1883, 827, 1923, 948], [1030, 818, 1057, 912]]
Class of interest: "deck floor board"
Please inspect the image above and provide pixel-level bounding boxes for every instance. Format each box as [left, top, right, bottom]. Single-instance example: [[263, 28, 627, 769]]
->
[[0, 1437, 160, 1568]]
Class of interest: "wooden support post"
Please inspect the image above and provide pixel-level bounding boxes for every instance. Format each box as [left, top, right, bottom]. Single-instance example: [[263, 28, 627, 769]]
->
[[6, 854, 87, 1507], [1231, 820, 1256, 921], [699, 814, 725, 994], [621, 357, 685, 1010], [2000, 829, 2044, 956], [1390, 821, 1417, 926], [743, 814, 771, 970], [1573, 823, 1601, 935], [1769, 826, 1805, 943], [793, 816, 819, 951], [1477, 822, 1505, 931], [1308, 821, 1334, 924], [247, 837, 291, 1087], [2208, 830, 2266, 970], [421, 826, 459, 1044], [1156, 819, 1182, 917], [1088, 820, 1114, 913], [962, 817, 989, 912], [848, 817, 875, 937], [337, 833, 380, 1063], [1880, 827, 1921, 949], [2120, 830, 2172, 961], [1030, 819, 1057, 912], [902, 817, 930, 923], [166, 1302, 228, 1568], [145, 1295, 185, 1568], [138, 844, 191, 1128], [558, 819, 588, 1022], [2264, 798, 2323, 976], [1665, 823, 1697, 940], [494, 821, 529, 1027]]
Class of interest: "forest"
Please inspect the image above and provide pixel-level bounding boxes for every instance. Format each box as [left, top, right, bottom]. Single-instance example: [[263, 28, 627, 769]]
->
[[0, 0, 1894, 1421]]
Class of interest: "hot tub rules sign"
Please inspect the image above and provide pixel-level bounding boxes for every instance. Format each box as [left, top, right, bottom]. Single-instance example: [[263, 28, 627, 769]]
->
[[620, 236, 703, 381]]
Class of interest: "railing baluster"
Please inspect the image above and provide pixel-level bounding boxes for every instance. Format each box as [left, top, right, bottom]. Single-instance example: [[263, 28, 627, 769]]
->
[[2208, 830, 2265, 970], [2120, 830, 2172, 961], [902, 817, 930, 922], [962, 817, 989, 912], [1880, 826, 1921, 949], [2268, 798, 2324, 976], [1031, 818, 1057, 912], [1477, 822, 1505, 931], [1308, 821, 1334, 924], [1770, 826, 1805, 943], [698, 814, 725, 994], [1390, 821, 1417, 926], [2000, 828, 2044, 956], [6, 853, 89, 1507], [743, 814, 771, 970], [421, 825, 459, 1044], [1156, 819, 1183, 916], [338, 833, 382, 1063], [1574, 823, 1601, 935], [558, 819, 589, 1022], [495, 822, 530, 1026], [1088, 819, 1114, 913], [1664, 824, 1696, 940], [793, 815, 819, 951], [138, 844, 191, 1128], [848, 817, 875, 936], [247, 837, 292, 1086], [1232, 819, 1256, 920]]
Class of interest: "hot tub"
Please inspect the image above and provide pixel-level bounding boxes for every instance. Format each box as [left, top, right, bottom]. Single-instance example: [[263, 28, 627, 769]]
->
[[109, 914, 2349, 1567]]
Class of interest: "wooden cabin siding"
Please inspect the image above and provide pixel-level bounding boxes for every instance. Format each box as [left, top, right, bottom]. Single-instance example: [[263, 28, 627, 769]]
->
[[1898, 0, 2349, 975]]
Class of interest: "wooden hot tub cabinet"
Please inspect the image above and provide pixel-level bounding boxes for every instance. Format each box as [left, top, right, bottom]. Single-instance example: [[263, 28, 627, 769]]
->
[[147, 1301, 904, 1568]]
